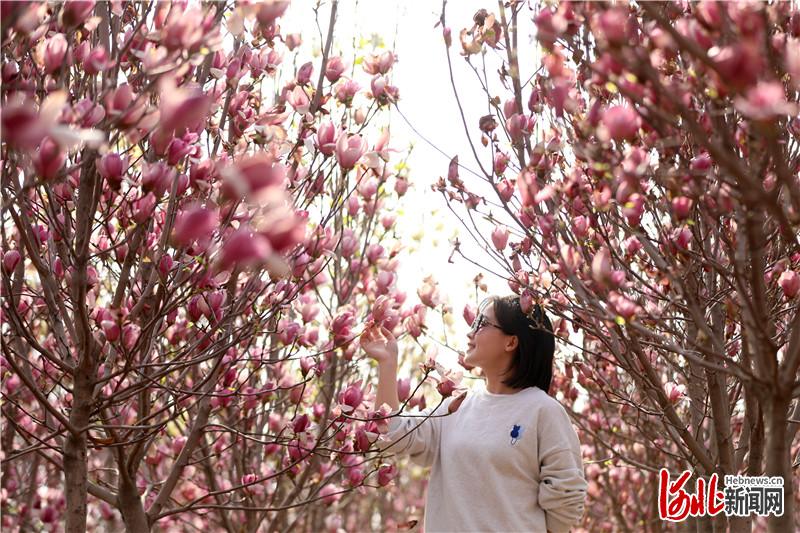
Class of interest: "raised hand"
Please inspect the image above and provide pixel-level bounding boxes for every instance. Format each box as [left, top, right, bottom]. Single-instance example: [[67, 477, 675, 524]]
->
[[360, 324, 399, 365]]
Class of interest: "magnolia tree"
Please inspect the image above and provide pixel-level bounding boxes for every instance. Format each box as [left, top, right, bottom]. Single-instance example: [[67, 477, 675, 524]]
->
[[0, 1, 451, 531], [436, 1, 800, 532]]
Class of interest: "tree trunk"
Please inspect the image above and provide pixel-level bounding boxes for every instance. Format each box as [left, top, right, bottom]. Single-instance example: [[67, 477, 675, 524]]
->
[[63, 371, 93, 533], [764, 394, 793, 533], [118, 471, 149, 533]]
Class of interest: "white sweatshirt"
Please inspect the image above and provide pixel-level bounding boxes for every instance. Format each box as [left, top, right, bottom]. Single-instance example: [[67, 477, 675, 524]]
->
[[377, 385, 587, 533]]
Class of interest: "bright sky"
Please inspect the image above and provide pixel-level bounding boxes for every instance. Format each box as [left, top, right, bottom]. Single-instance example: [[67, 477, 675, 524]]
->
[[284, 1, 537, 370]]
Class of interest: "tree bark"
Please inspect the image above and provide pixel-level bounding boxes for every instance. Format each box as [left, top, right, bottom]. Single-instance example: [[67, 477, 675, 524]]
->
[[118, 469, 149, 533], [63, 369, 93, 533], [764, 394, 793, 533]]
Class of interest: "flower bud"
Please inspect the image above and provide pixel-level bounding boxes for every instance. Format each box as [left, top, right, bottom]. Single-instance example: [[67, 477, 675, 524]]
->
[[44, 34, 68, 74]]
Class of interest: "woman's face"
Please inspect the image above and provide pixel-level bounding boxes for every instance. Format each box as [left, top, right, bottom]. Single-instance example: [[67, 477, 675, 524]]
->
[[464, 302, 516, 373]]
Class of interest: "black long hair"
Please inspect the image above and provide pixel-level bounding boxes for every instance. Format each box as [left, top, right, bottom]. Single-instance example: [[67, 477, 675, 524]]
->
[[483, 295, 555, 393]]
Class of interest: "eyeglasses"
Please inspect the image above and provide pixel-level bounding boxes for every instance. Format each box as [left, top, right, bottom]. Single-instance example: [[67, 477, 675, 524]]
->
[[470, 314, 503, 333]]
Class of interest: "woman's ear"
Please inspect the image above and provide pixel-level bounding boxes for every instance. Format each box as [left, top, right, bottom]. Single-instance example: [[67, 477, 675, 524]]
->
[[505, 335, 519, 353]]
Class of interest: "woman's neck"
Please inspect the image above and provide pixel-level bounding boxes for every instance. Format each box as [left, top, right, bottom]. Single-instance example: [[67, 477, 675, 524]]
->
[[484, 376, 523, 395]]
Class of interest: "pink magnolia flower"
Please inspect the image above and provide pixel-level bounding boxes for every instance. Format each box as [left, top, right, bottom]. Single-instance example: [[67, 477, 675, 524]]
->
[[132, 193, 157, 224], [380, 213, 396, 229], [397, 377, 411, 402], [734, 81, 799, 121], [436, 377, 457, 397], [394, 176, 409, 196], [296, 61, 313, 85], [534, 9, 562, 50], [347, 467, 365, 487], [346, 195, 360, 216], [292, 414, 310, 434], [404, 305, 426, 338], [160, 81, 210, 134], [690, 152, 712, 173], [339, 382, 364, 411], [672, 226, 693, 250], [40, 506, 57, 524], [141, 161, 174, 197], [608, 291, 641, 322], [623, 236, 642, 255], [354, 427, 372, 452], [417, 277, 440, 308], [559, 244, 583, 273], [60, 0, 96, 28], [671, 196, 693, 220], [158, 254, 173, 279], [572, 215, 590, 238], [256, 1, 290, 25], [43, 34, 68, 74], [319, 484, 342, 505], [172, 204, 218, 247], [459, 304, 476, 329], [334, 79, 360, 105], [516, 168, 538, 207], [335, 133, 366, 169], [105, 84, 146, 128], [33, 138, 65, 180], [101, 320, 120, 342], [255, 204, 306, 253], [787, 38, 800, 90], [299, 356, 315, 377], [167, 137, 195, 166], [83, 46, 109, 75], [494, 152, 509, 175], [223, 153, 287, 197], [593, 8, 629, 46], [366, 243, 384, 263], [695, 1, 722, 29], [371, 295, 392, 324], [315, 121, 338, 156], [1, 97, 45, 149], [331, 309, 356, 346], [218, 230, 272, 271], [69, 99, 104, 131], [519, 291, 534, 314], [491, 226, 510, 251], [600, 105, 640, 142], [2, 60, 18, 84], [621, 193, 645, 226], [376, 270, 395, 293], [363, 51, 396, 75], [778, 270, 800, 298], [122, 323, 140, 351], [377, 464, 398, 486], [497, 179, 514, 203], [664, 381, 685, 404], [325, 56, 347, 82], [712, 44, 763, 91], [506, 113, 535, 143], [3, 250, 21, 273], [287, 85, 310, 114], [160, 7, 206, 51], [443, 26, 452, 47], [591, 247, 613, 287]]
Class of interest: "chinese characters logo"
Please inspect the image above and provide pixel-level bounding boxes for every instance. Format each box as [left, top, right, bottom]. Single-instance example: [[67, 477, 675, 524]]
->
[[658, 469, 784, 521]]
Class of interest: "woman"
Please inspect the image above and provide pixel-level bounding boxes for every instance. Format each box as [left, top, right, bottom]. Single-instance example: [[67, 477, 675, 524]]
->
[[361, 295, 587, 533]]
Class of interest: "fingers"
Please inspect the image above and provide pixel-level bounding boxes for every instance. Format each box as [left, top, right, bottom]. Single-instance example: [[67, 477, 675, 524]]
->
[[361, 325, 379, 342]]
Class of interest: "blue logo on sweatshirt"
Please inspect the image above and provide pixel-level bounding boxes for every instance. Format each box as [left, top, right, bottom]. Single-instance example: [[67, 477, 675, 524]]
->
[[510, 424, 525, 445]]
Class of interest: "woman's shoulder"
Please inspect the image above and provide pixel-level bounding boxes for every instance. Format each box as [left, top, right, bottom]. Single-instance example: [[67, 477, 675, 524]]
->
[[525, 387, 571, 415]]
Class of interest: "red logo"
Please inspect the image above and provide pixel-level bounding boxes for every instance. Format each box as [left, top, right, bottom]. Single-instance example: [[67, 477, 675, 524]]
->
[[658, 469, 725, 521]]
